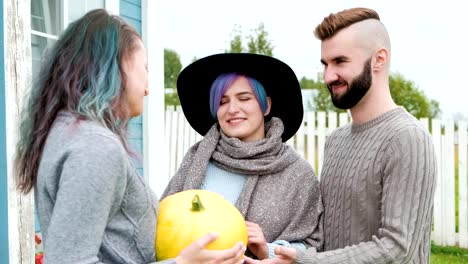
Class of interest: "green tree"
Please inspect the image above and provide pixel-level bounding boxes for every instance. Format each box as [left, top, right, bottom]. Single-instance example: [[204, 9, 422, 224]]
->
[[308, 72, 440, 118], [246, 23, 273, 56], [226, 23, 274, 56], [389, 73, 441, 118], [164, 49, 182, 106], [299, 76, 316, 90], [226, 25, 244, 53], [164, 49, 182, 89], [165, 91, 180, 107]]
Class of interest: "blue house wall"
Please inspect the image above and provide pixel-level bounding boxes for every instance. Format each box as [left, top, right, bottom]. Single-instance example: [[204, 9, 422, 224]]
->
[[121, 0, 144, 176], [0, 1, 9, 263]]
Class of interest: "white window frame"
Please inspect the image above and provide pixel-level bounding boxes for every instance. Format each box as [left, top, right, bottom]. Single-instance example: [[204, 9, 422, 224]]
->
[[31, 0, 119, 41]]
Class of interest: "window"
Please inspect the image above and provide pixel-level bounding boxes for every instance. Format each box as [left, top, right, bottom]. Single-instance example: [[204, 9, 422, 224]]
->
[[31, 0, 61, 78], [31, 0, 110, 79]]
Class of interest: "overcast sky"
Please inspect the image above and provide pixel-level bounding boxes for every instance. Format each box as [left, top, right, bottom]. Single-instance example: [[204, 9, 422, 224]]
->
[[159, 0, 467, 119]]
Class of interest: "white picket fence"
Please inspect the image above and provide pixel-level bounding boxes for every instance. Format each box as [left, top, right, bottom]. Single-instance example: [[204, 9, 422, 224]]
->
[[165, 106, 468, 248]]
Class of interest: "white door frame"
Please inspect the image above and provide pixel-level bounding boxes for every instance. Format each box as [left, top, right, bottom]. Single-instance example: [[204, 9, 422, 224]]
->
[[142, 0, 167, 197]]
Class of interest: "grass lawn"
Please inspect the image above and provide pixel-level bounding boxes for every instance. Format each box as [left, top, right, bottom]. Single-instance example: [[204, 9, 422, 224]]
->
[[431, 243, 468, 263]]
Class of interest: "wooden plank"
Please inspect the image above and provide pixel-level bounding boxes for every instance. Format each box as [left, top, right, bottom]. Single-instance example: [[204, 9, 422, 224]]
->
[[327, 111, 337, 134], [175, 105, 185, 170], [169, 107, 178, 179], [432, 119, 443, 245], [0, 0, 8, 261], [127, 122, 141, 139], [317, 112, 326, 178], [296, 118, 305, 159], [182, 115, 191, 157], [338, 112, 349, 127], [188, 124, 197, 150], [458, 121, 468, 248], [190, 125, 200, 150], [164, 107, 173, 181], [4, 0, 35, 262], [120, 0, 141, 21], [286, 133, 294, 147], [443, 120, 456, 246], [306, 112, 316, 172]]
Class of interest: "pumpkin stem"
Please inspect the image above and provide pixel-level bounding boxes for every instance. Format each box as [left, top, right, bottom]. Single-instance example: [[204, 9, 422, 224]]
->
[[191, 194, 205, 212]]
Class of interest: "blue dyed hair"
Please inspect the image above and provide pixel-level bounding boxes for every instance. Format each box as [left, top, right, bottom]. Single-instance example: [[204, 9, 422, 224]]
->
[[209, 73, 268, 119], [15, 9, 141, 193]]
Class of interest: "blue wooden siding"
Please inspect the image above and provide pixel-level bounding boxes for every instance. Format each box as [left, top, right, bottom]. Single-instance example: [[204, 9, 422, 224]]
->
[[120, 0, 143, 176], [120, 0, 142, 35], [0, 0, 10, 262]]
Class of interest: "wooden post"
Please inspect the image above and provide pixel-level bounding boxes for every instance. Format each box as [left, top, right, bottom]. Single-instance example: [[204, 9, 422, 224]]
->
[[317, 111, 326, 178], [459, 121, 468, 248], [306, 112, 316, 172], [431, 119, 443, 245], [443, 120, 456, 245], [4, 0, 34, 263], [142, 0, 168, 198]]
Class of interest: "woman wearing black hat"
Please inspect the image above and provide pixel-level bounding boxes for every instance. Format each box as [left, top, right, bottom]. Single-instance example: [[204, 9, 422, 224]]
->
[[162, 53, 323, 259]]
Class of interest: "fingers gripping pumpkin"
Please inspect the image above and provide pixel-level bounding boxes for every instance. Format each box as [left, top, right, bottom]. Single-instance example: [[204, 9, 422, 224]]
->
[[156, 190, 248, 260]]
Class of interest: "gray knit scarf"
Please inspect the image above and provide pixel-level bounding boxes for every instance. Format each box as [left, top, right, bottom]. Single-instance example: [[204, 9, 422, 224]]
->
[[162, 117, 323, 249]]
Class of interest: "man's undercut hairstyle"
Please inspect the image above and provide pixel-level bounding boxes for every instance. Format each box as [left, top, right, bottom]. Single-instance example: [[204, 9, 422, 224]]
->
[[314, 7, 380, 40]]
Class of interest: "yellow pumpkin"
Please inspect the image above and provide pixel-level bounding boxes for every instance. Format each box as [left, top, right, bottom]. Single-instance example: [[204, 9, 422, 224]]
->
[[155, 190, 248, 260]]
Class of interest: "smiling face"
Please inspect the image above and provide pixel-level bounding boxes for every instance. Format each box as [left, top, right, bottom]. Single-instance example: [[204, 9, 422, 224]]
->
[[216, 76, 271, 142], [320, 26, 374, 110], [321, 26, 372, 109]]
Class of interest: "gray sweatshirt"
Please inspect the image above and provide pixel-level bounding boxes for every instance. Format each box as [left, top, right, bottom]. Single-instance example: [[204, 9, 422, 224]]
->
[[296, 107, 436, 263], [35, 111, 172, 264]]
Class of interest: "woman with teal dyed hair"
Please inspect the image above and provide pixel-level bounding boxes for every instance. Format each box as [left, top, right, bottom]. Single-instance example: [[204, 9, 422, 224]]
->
[[162, 53, 323, 260], [14, 9, 244, 264]]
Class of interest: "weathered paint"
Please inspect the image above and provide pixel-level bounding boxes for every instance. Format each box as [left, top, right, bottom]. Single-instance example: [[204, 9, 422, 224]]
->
[[3, 0, 35, 263]]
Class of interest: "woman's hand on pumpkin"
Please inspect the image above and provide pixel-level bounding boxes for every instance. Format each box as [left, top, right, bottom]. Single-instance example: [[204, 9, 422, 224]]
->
[[176, 232, 245, 264], [243, 245, 296, 264], [245, 221, 269, 260]]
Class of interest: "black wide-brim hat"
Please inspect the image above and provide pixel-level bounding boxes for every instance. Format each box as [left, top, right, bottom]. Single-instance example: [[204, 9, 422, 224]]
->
[[176, 53, 303, 142]]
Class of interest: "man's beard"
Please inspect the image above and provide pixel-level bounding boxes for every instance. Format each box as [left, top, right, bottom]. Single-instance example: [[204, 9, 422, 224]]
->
[[328, 58, 372, 109]]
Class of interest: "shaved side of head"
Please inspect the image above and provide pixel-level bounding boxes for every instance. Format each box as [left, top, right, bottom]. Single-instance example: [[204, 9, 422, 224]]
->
[[349, 19, 391, 59]]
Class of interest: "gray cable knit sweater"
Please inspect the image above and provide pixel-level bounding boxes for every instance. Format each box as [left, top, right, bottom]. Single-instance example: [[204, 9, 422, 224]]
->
[[296, 107, 436, 264], [35, 111, 170, 264]]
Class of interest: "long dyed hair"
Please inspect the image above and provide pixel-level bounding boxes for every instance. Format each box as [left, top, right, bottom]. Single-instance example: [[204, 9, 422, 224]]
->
[[15, 9, 141, 193], [209, 73, 268, 119]]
